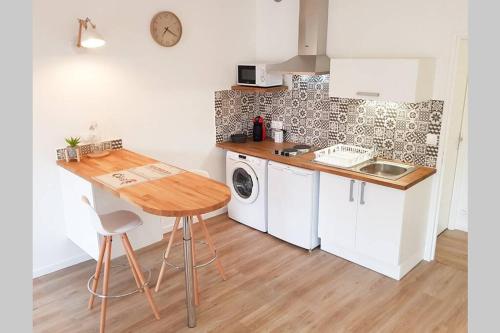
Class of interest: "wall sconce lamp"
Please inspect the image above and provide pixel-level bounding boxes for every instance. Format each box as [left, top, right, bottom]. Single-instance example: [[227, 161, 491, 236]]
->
[[77, 17, 105, 48]]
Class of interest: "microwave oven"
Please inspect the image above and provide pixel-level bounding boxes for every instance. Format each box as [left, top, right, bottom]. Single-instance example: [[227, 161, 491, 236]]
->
[[237, 64, 283, 87]]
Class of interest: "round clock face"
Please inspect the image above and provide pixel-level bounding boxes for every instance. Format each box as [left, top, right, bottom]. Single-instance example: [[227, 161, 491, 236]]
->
[[150, 11, 182, 47]]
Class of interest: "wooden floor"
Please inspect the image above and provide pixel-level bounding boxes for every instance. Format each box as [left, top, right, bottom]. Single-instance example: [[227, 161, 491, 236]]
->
[[33, 215, 468, 332]]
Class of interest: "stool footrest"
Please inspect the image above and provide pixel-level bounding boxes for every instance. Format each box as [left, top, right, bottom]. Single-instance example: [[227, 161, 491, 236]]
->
[[86, 264, 152, 299], [161, 241, 218, 271]]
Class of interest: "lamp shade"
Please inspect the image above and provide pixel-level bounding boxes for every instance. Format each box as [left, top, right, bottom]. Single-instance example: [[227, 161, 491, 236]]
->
[[80, 26, 106, 48]]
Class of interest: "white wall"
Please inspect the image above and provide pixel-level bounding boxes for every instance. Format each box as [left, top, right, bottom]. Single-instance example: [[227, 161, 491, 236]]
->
[[33, 0, 256, 276], [256, 0, 300, 62]]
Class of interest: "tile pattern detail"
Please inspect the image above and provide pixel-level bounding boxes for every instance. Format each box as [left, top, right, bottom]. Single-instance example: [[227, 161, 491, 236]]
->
[[215, 75, 444, 167], [56, 138, 123, 160]]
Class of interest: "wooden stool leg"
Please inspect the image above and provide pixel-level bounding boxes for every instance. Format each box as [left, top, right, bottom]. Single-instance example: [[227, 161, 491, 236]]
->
[[189, 218, 200, 305], [100, 236, 112, 333], [88, 236, 107, 310], [125, 247, 142, 292], [155, 217, 181, 293], [121, 234, 161, 320], [197, 215, 227, 281]]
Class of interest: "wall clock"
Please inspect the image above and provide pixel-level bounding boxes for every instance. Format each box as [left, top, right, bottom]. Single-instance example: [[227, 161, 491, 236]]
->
[[150, 11, 182, 47]]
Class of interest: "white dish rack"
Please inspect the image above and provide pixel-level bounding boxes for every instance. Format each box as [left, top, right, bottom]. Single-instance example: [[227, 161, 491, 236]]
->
[[313, 144, 376, 168]]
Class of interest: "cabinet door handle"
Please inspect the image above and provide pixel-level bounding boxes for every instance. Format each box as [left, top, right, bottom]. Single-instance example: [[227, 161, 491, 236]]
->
[[349, 179, 355, 202], [360, 182, 366, 205]]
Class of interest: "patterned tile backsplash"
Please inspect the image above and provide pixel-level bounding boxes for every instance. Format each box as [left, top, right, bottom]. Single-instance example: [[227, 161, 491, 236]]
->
[[215, 75, 443, 167], [56, 138, 123, 160]]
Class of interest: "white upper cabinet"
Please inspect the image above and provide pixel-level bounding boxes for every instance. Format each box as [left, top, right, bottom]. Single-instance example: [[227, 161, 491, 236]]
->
[[329, 58, 435, 103]]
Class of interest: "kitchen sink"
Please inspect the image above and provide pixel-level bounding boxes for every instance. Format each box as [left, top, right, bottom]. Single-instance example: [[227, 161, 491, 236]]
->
[[352, 160, 417, 180]]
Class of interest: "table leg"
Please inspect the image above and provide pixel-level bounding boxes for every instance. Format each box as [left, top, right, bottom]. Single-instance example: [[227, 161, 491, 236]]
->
[[182, 216, 197, 327]]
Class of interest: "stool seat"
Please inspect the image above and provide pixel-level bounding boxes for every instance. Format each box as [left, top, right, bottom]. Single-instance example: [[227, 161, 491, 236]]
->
[[99, 211, 143, 236]]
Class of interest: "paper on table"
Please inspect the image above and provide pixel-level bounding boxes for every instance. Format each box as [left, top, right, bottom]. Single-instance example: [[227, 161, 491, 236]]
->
[[93, 170, 149, 190], [92, 163, 185, 189], [129, 163, 184, 180]]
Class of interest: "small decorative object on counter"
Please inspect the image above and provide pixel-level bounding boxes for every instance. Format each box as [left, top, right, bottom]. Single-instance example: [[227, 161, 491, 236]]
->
[[230, 133, 247, 143], [64, 137, 81, 162], [271, 120, 284, 143], [274, 130, 284, 143], [86, 121, 110, 158], [86, 121, 100, 144], [252, 116, 266, 142], [87, 141, 110, 158], [56, 138, 122, 161]]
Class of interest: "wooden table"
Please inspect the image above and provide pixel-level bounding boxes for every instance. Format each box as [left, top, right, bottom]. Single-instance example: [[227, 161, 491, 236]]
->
[[57, 149, 231, 327]]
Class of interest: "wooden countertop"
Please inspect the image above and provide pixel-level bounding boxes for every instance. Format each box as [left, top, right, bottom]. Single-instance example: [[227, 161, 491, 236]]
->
[[57, 149, 231, 217], [216, 140, 436, 190]]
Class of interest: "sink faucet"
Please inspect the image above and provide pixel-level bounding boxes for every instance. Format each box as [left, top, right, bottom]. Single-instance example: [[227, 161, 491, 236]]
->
[[371, 144, 378, 161]]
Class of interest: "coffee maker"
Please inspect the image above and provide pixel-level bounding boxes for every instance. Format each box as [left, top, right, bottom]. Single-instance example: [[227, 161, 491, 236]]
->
[[252, 116, 266, 141]]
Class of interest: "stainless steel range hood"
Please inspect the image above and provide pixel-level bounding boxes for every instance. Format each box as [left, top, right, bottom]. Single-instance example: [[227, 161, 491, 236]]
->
[[268, 0, 330, 75]]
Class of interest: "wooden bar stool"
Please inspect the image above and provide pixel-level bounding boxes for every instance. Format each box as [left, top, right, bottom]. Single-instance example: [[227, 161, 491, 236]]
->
[[155, 170, 227, 304], [82, 196, 160, 333]]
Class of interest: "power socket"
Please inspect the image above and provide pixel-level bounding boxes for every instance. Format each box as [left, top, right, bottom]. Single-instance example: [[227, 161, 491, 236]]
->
[[271, 120, 283, 130]]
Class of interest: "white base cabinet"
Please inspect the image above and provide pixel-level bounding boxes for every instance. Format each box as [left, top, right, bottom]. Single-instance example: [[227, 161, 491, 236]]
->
[[318, 172, 433, 280], [267, 162, 320, 251], [59, 167, 164, 260]]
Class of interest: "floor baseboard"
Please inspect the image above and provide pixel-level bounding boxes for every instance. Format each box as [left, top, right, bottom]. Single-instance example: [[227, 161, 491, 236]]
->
[[35, 210, 229, 278], [33, 253, 91, 279]]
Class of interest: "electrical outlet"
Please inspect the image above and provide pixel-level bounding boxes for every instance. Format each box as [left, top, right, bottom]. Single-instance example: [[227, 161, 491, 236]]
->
[[426, 134, 438, 145], [271, 120, 283, 130]]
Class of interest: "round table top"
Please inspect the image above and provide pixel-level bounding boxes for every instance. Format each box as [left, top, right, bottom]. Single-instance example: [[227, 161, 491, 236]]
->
[[57, 149, 231, 217]]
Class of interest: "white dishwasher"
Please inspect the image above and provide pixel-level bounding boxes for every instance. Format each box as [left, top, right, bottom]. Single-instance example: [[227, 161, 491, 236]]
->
[[267, 161, 320, 251]]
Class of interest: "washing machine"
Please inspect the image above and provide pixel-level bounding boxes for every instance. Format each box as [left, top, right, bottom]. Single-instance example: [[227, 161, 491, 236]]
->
[[226, 151, 268, 232]]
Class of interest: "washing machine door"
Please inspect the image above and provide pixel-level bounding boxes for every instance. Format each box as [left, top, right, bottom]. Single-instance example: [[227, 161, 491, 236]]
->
[[230, 161, 259, 204]]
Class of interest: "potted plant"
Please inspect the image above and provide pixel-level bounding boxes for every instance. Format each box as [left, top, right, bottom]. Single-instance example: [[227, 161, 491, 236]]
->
[[64, 137, 81, 162]]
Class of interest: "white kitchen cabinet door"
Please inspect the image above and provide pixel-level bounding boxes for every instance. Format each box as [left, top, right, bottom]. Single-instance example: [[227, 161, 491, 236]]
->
[[318, 173, 358, 249], [355, 181, 405, 265], [329, 58, 435, 103], [59, 167, 100, 259]]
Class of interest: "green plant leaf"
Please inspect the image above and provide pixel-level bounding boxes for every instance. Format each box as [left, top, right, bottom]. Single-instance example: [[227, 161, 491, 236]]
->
[[65, 136, 81, 147]]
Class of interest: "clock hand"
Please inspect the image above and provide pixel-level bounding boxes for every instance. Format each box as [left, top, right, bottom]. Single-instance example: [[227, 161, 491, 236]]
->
[[165, 27, 178, 37], [163, 27, 168, 36]]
